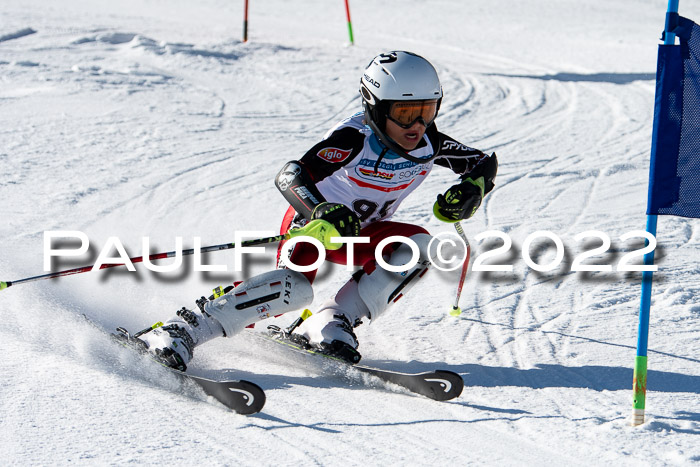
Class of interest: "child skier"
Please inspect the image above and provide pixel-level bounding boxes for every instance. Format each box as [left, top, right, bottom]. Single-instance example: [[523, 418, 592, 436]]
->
[[137, 51, 498, 370]]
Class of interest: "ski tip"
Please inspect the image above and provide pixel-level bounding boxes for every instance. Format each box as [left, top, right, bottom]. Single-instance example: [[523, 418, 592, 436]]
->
[[449, 306, 461, 317], [0, 281, 7, 291], [431, 370, 465, 401], [203, 379, 266, 415], [235, 380, 267, 415]]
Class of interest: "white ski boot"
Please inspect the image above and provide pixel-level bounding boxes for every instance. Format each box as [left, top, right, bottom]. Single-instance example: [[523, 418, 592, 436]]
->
[[293, 233, 436, 364], [138, 306, 225, 371]]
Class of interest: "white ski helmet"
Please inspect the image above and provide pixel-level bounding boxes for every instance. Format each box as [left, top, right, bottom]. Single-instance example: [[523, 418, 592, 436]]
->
[[360, 51, 443, 160]]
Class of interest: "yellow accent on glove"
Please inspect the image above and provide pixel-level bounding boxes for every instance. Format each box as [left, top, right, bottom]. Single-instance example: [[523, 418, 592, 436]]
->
[[433, 202, 459, 223], [287, 219, 343, 250]]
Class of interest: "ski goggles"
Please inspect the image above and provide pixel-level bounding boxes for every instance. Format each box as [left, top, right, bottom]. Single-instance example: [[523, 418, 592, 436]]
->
[[386, 100, 439, 129]]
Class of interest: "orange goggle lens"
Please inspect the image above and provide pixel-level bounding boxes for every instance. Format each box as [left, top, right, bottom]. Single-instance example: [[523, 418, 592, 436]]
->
[[387, 100, 438, 128]]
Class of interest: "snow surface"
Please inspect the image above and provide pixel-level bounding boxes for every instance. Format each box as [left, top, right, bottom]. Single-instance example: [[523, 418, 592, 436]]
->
[[1, 0, 699, 464]]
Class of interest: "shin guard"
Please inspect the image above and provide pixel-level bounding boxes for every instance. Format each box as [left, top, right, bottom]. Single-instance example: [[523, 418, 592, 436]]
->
[[204, 269, 314, 337], [357, 233, 435, 321]]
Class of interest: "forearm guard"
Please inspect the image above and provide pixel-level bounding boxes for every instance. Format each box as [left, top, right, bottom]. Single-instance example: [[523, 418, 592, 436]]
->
[[275, 161, 327, 220]]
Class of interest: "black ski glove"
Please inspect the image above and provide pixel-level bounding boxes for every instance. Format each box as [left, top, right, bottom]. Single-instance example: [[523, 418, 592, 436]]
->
[[311, 202, 361, 237], [433, 176, 485, 223]]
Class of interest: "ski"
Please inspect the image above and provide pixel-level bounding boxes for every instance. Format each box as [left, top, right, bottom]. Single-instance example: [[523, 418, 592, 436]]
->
[[111, 328, 266, 415], [253, 328, 463, 401], [352, 366, 463, 402]]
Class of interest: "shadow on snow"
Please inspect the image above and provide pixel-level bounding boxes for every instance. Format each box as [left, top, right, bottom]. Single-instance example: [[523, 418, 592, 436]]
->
[[486, 71, 655, 85]]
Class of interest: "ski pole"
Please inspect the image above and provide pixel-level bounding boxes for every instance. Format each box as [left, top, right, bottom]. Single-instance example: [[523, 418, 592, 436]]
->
[[0, 220, 337, 291], [449, 221, 471, 316]]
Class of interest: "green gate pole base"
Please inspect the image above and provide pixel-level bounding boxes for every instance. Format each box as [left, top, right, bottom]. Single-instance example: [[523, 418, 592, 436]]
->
[[631, 355, 647, 426]]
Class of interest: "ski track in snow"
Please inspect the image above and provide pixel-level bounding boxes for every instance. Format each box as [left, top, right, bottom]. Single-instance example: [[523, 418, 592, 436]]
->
[[1, 0, 699, 465]]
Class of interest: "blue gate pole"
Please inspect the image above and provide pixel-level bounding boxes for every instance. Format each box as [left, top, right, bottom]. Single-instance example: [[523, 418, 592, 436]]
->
[[631, 0, 679, 427]]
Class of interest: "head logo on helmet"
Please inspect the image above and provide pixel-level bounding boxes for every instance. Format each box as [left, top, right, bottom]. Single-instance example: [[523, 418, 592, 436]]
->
[[363, 73, 380, 89], [359, 51, 443, 163]]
